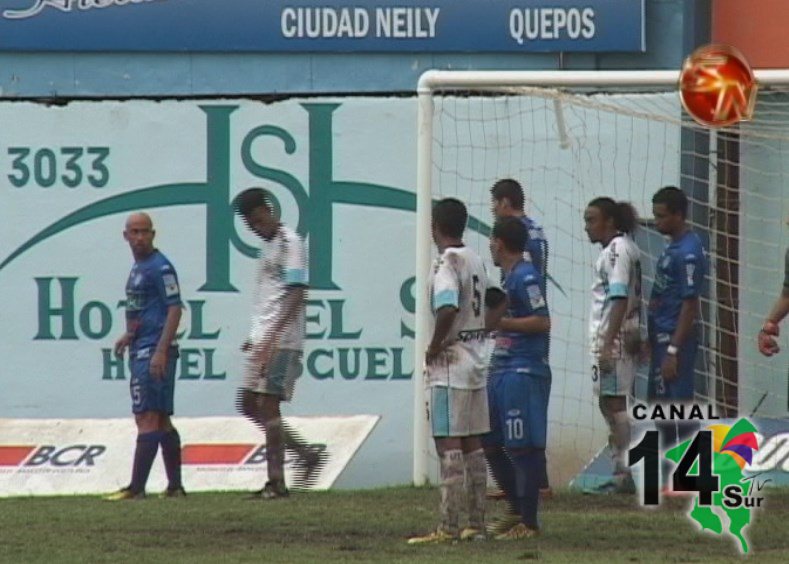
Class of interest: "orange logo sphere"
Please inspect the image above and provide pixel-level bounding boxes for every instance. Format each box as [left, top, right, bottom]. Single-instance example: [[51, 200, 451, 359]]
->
[[679, 44, 757, 128]]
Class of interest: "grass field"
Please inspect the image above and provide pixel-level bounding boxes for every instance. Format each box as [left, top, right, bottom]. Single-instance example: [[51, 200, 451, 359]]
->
[[1, 487, 787, 563]]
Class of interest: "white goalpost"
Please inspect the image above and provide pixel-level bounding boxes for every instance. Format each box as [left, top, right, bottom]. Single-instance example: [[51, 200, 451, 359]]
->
[[414, 69, 789, 486]]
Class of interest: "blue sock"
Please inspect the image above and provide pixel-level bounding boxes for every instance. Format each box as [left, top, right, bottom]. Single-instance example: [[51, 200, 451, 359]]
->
[[130, 431, 163, 494], [485, 446, 518, 513], [509, 449, 542, 530], [160, 429, 182, 491]]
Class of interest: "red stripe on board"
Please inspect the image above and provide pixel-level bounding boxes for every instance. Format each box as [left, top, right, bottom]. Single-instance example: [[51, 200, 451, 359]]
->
[[0, 446, 35, 466], [181, 444, 255, 465]]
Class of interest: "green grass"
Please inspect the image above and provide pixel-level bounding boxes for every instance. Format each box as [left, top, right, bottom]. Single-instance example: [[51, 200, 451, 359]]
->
[[1, 487, 787, 563]]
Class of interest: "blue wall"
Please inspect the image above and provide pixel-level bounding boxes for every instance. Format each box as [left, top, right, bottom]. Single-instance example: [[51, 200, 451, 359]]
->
[[0, 1, 704, 98]]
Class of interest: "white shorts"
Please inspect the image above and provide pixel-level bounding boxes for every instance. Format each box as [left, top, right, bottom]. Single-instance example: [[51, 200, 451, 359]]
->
[[592, 357, 636, 397], [428, 386, 490, 438], [242, 349, 302, 401]]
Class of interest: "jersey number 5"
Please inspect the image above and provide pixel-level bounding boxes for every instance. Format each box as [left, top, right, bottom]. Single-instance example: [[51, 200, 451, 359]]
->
[[471, 275, 481, 317]]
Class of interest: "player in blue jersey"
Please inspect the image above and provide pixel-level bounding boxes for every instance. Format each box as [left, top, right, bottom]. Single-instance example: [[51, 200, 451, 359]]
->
[[105, 212, 184, 500], [484, 216, 551, 540], [491, 179, 548, 290], [490, 178, 553, 500], [648, 187, 707, 492]]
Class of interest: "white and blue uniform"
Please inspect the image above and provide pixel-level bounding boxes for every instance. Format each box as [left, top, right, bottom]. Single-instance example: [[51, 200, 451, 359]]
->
[[427, 246, 490, 437], [125, 250, 182, 414], [647, 231, 706, 400], [486, 260, 551, 449], [589, 234, 642, 396], [243, 225, 308, 401]]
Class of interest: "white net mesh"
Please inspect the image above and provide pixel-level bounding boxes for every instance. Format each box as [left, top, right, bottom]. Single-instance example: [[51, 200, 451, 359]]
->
[[425, 84, 789, 483]]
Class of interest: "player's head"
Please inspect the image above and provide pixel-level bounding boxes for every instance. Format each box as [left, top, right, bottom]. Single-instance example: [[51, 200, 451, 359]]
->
[[233, 187, 279, 240], [652, 186, 688, 236], [489, 216, 527, 267], [490, 178, 525, 218], [123, 212, 155, 260], [585, 197, 639, 244], [431, 198, 468, 244]]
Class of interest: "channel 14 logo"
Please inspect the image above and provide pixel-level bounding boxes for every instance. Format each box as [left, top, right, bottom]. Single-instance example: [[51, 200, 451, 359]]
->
[[629, 404, 765, 554]]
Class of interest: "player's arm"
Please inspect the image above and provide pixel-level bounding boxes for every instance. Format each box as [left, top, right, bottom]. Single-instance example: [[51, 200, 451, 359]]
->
[[256, 234, 308, 363], [427, 254, 460, 365], [269, 285, 307, 337], [498, 315, 550, 334], [427, 306, 458, 365], [155, 305, 183, 356], [485, 287, 507, 332], [670, 250, 703, 349], [662, 250, 703, 380], [497, 272, 550, 334], [151, 266, 183, 378], [114, 321, 134, 358], [758, 253, 789, 356], [600, 244, 633, 364]]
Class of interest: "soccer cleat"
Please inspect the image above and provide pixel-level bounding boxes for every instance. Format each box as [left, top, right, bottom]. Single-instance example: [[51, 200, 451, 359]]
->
[[459, 527, 487, 541], [494, 523, 539, 541], [247, 480, 290, 500], [160, 486, 187, 499], [587, 474, 636, 495], [486, 488, 507, 500], [291, 445, 328, 490], [407, 529, 457, 545], [485, 511, 521, 536], [539, 486, 555, 500], [103, 487, 145, 501], [616, 474, 637, 495]]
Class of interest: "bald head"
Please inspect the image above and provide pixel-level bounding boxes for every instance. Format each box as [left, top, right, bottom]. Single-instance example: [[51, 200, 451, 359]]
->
[[125, 212, 153, 231], [124, 212, 156, 260]]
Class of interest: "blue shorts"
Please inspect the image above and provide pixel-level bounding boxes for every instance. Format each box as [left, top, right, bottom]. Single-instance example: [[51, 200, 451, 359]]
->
[[484, 368, 551, 450], [129, 347, 179, 415], [647, 334, 697, 401]]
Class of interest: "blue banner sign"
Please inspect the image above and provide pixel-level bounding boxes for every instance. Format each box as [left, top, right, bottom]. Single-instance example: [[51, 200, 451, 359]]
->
[[0, 0, 645, 53]]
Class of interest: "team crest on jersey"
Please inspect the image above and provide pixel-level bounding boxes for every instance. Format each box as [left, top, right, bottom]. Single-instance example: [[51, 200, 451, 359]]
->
[[507, 409, 521, 417], [162, 273, 179, 297], [526, 283, 545, 310]]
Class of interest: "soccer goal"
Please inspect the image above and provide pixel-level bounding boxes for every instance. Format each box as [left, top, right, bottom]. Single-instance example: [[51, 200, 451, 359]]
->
[[414, 69, 789, 486]]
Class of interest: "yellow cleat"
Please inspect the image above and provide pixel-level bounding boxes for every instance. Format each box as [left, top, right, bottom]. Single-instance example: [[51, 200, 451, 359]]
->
[[485, 511, 521, 536], [160, 486, 187, 499], [494, 523, 539, 541], [407, 529, 457, 545], [459, 527, 486, 541], [103, 488, 144, 501]]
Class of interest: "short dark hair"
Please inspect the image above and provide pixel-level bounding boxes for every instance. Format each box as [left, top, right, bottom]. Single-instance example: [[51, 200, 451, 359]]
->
[[652, 186, 688, 218], [490, 178, 524, 211], [432, 198, 468, 239], [492, 216, 527, 253], [233, 187, 273, 217], [587, 197, 639, 233]]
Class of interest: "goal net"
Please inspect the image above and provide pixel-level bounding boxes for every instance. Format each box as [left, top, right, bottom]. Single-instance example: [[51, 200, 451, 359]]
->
[[414, 70, 789, 486]]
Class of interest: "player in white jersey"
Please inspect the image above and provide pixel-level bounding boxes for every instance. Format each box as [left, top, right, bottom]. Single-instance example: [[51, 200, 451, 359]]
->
[[234, 188, 325, 499], [409, 198, 492, 544], [584, 197, 643, 494]]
